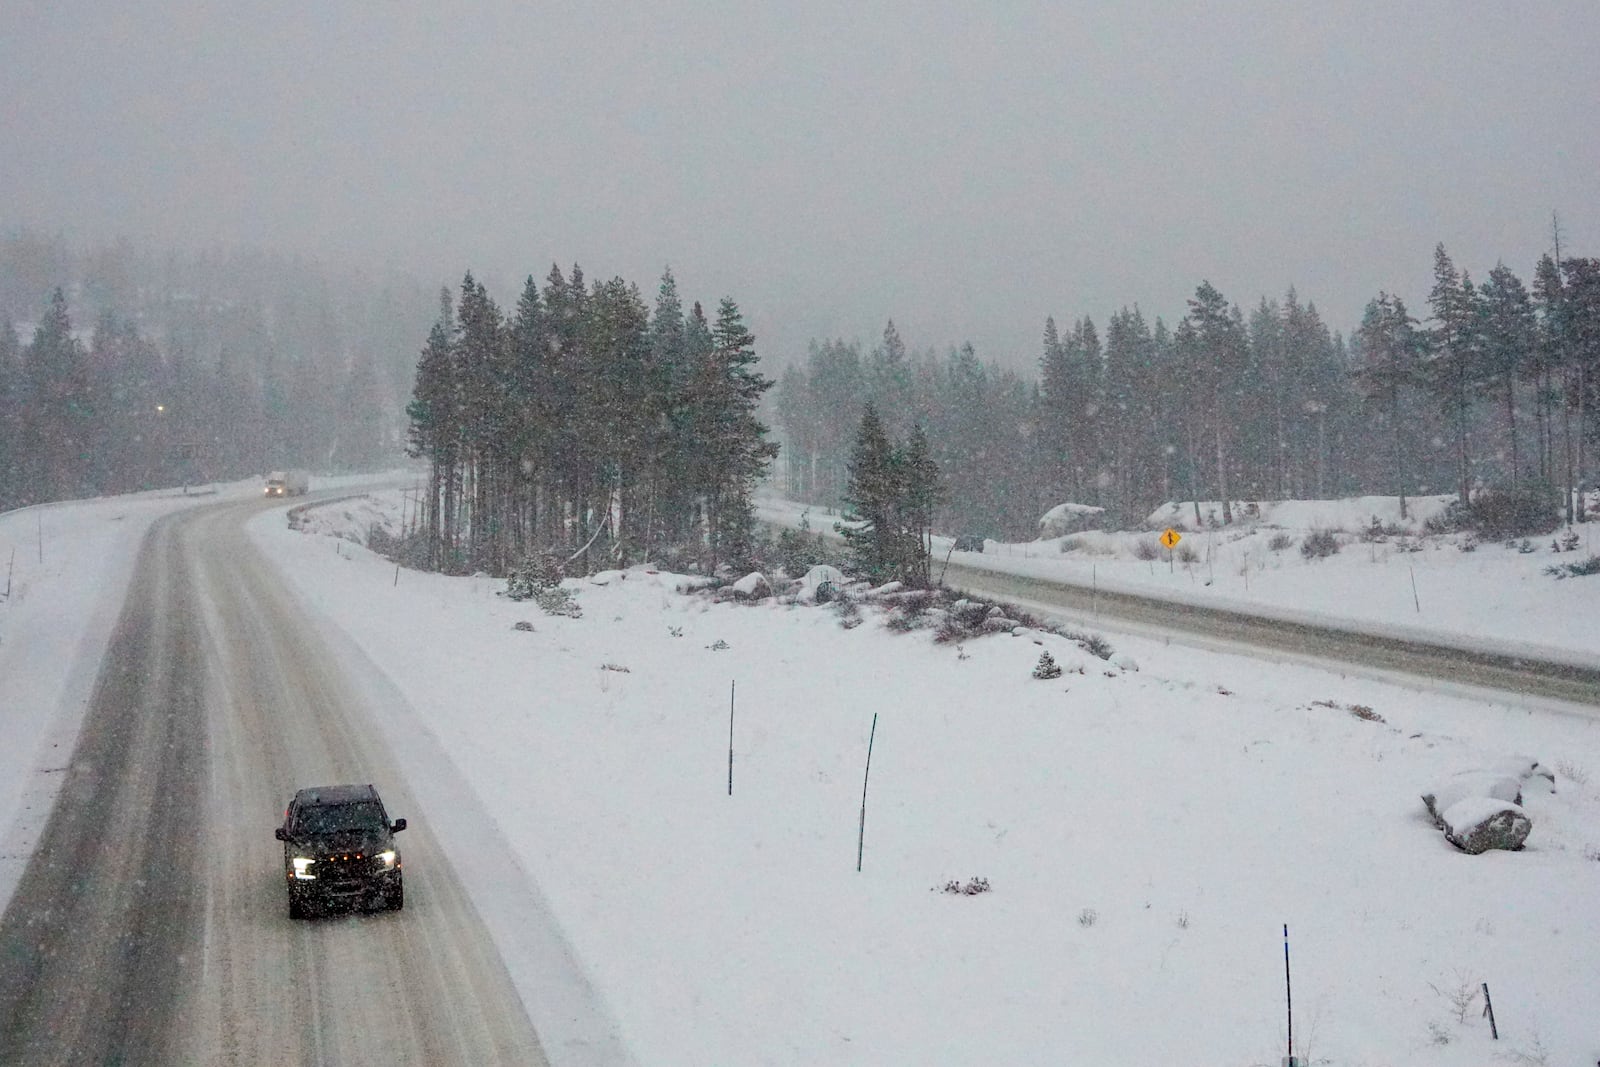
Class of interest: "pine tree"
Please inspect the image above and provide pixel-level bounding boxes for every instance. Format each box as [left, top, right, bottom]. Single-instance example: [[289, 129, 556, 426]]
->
[[23, 289, 95, 500], [1038, 316, 1073, 505], [1560, 256, 1600, 521], [688, 298, 778, 570], [1426, 245, 1482, 505], [1477, 263, 1535, 483], [0, 319, 21, 507], [838, 403, 900, 581], [1355, 293, 1425, 518], [406, 289, 458, 568], [899, 423, 940, 586]]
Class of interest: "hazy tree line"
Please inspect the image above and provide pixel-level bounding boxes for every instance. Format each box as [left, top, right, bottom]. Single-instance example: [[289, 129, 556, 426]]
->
[[0, 231, 430, 511], [775, 240, 1599, 539], [404, 267, 777, 576]]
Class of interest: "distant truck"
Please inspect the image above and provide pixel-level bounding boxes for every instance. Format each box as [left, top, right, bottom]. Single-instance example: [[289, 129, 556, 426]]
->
[[264, 470, 311, 497]]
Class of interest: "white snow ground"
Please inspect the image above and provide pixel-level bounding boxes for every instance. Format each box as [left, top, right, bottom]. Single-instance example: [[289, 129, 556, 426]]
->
[[3, 484, 1599, 1065]]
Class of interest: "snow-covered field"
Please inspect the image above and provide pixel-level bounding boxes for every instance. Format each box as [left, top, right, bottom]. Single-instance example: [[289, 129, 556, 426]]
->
[[760, 492, 1600, 664], [268, 490, 1600, 1065], [4, 484, 1599, 1064]]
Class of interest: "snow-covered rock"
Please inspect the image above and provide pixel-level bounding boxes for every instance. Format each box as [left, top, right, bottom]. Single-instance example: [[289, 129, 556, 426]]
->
[[730, 572, 771, 599], [798, 564, 845, 603], [1038, 502, 1107, 538], [1421, 772, 1523, 827], [1111, 653, 1139, 672], [1489, 756, 1557, 793], [1438, 797, 1532, 854]]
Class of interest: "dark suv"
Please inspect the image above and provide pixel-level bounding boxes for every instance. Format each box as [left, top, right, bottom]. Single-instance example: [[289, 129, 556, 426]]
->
[[275, 783, 406, 918]]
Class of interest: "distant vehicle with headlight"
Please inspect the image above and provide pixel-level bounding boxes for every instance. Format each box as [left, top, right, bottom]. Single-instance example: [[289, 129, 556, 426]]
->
[[275, 783, 406, 918], [263, 469, 310, 497]]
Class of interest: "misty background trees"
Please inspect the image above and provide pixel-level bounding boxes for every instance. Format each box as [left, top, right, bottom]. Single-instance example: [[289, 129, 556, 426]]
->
[[774, 242, 1599, 541], [3, 227, 1596, 556], [0, 232, 428, 509]]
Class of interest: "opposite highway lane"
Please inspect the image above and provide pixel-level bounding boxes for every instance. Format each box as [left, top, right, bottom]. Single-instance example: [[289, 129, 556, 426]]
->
[[0, 499, 549, 1066], [939, 559, 1600, 709]]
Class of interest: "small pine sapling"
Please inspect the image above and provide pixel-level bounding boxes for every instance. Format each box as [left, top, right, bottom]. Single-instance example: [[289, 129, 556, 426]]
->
[[1032, 651, 1063, 679]]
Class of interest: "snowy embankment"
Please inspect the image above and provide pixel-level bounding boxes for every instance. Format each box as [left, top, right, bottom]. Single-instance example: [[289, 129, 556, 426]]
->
[[758, 493, 1600, 665], [254, 489, 1600, 1065]]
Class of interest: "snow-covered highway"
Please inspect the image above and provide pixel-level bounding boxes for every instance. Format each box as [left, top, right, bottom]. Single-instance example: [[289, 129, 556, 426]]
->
[[0, 495, 551, 1065]]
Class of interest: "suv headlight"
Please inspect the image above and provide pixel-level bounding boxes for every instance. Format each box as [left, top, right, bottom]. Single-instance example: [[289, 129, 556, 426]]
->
[[292, 856, 316, 880], [377, 850, 397, 868]]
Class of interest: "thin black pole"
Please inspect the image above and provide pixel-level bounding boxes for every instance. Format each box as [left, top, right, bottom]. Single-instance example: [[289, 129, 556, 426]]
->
[[1284, 924, 1294, 1062], [1481, 982, 1497, 1039], [856, 713, 878, 872], [727, 680, 735, 796]]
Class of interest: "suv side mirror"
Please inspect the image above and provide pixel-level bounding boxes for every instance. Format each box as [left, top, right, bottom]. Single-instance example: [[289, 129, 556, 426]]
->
[[391, 818, 407, 833], [274, 827, 287, 841]]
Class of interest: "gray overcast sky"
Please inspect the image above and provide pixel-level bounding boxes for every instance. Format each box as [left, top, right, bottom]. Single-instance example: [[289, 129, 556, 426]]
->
[[3, 1, 1597, 366]]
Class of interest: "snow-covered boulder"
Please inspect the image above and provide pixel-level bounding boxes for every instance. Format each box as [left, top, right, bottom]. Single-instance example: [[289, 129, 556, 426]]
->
[[1421, 772, 1523, 827], [981, 615, 1020, 633], [1439, 797, 1533, 854], [866, 580, 904, 598], [1489, 756, 1557, 794], [1038, 502, 1107, 538], [730, 572, 771, 599], [798, 564, 846, 603], [1111, 653, 1139, 672]]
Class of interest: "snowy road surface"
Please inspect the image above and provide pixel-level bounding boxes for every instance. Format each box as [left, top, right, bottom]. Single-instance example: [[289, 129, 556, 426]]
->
[[939, 560, 1600, 709], [0, 499, 549, 1065]]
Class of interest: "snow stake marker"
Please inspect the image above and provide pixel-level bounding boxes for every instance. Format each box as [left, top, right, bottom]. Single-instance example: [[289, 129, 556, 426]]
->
[[1283, 923, 1299, 1067], [856, 713, 878, 872]]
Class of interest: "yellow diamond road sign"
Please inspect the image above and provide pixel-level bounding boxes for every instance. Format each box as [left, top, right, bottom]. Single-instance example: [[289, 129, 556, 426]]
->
[[1160, 528, 1182, 549]]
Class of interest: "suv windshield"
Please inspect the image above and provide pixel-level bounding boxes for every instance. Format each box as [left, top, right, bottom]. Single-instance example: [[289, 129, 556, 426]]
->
[[294, 800, 386, 835]]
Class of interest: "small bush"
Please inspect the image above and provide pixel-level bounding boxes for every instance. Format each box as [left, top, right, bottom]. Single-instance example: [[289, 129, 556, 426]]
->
[[504, 554, 564, 601], [938, 876, 991, 896], [1544, 554, 1600, 579], [1077, 907, 1098, 927], [1059, 628, 1114, 660], [1267, 531, 1295, 553], [1133, 539, 1160, 561], [1032, 651, 1063, 679], [1300, 529, 1341, 559], [1176, 543, 1199, 563], [533, 585, 582, 617], [1468, 483, 1561, 540]]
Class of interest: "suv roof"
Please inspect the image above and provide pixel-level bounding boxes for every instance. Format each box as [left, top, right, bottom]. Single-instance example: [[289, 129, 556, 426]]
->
[[293, 783, 381, 806]]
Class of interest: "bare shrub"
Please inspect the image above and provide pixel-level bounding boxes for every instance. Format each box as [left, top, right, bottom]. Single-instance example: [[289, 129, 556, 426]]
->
[[1427, 971, 1478, 1024], [1556, 759, 1589, 787], [1133, 539, 1161, 561], [938, 876, 991, 896], [1077, 907, 1098, 927], [1267, 531, 1295, 552], [1176, 543, 1199, 563]]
